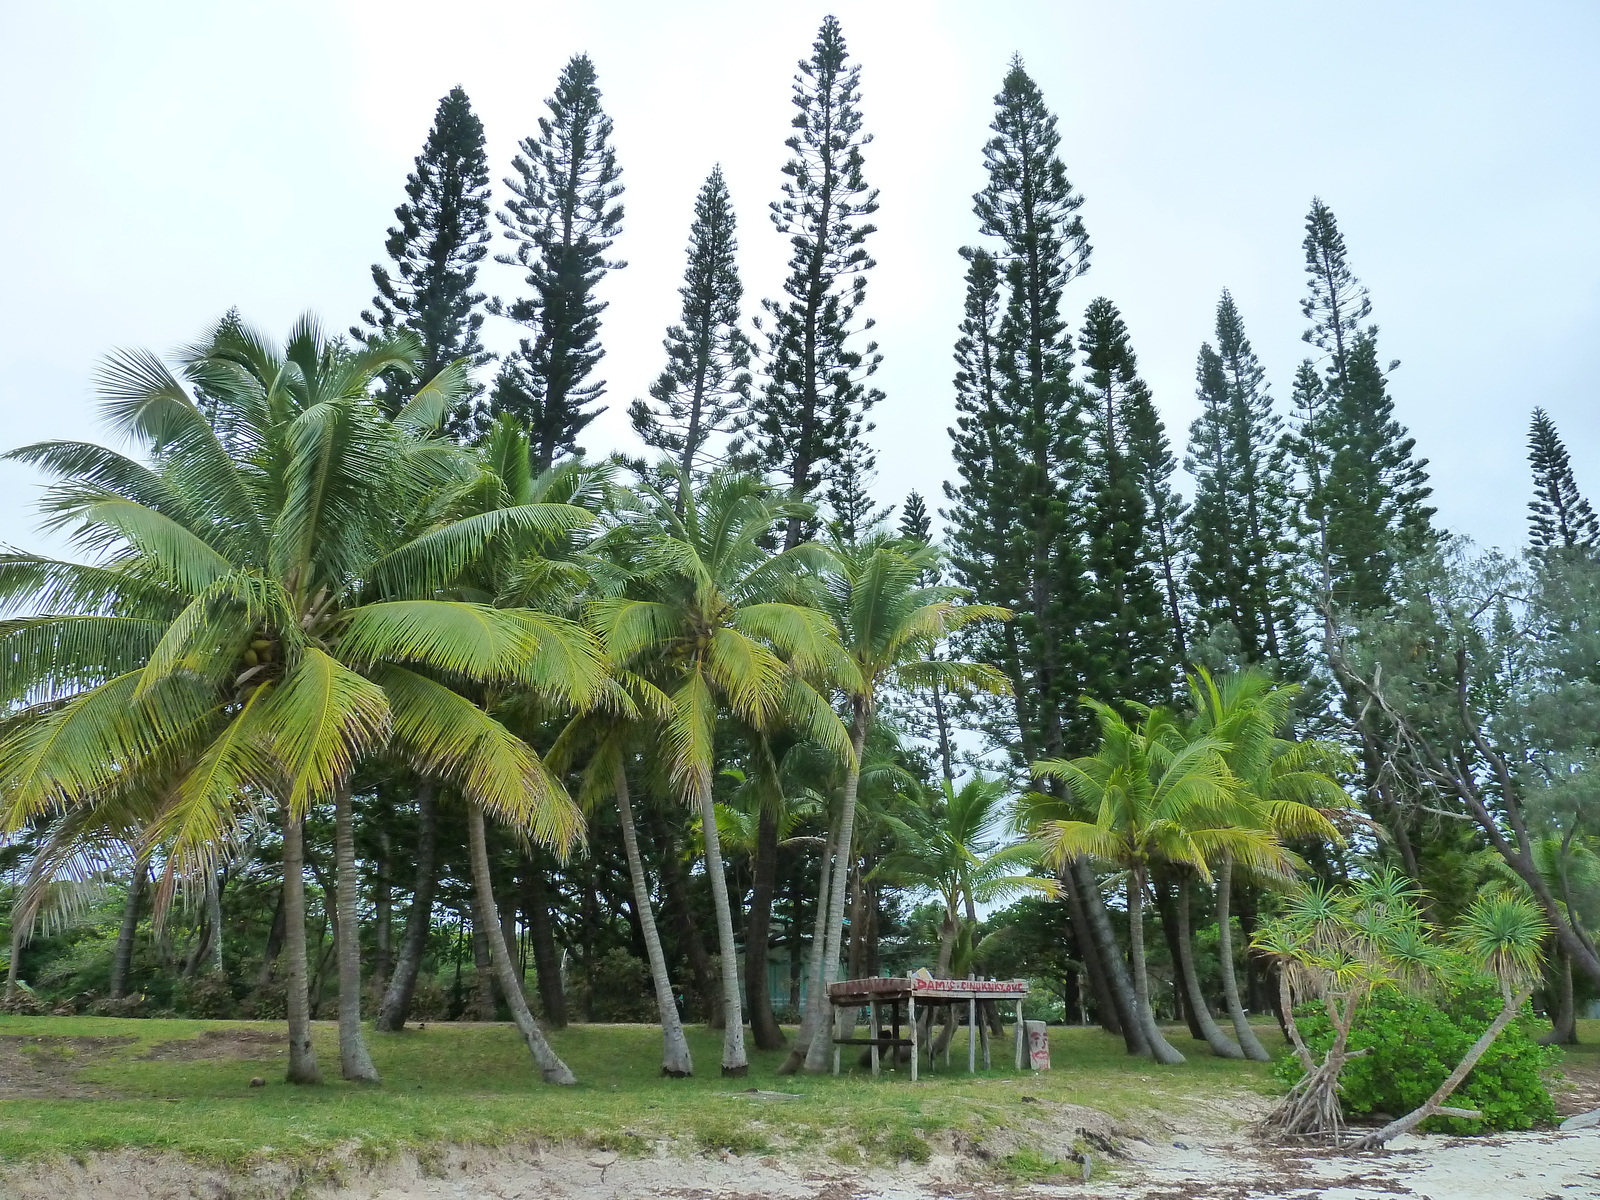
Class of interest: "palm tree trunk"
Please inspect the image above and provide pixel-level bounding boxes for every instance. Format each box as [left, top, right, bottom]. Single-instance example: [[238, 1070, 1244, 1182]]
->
[[803, 707, 869, 1073], [778, 808, 839, 1076], [695, 784, 748, 1075], [282, 808, 322, 1085], [1070, 859, 1150, 1054], [520, 851, 567, 1028], [1127, 865, 1186, 1065], [1542, 947, 1577, 1045], [1215, 855, 1270, 1061], [467, 804, 576, 1084], [109, 856, 147, 1000], [614, 765, 693, 1076], [206, 870, 225, 974], [372, 832, 392, 998], [1358, 985, 1531, 1149], [334, 786, 379, 1083], [1152, 869, 1203, 1041], [1058, 866, 1124, 1040], [744, 805, 787, 1050], [377, 783, 438, 1032], [1174, 872, 1243, 1058], [650, 805, 720, 1027]]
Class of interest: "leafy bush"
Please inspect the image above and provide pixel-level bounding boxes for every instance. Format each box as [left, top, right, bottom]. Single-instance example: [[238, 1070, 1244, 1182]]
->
[[568, 949, 656, 1022], [1275, 981, 1558, 1132]]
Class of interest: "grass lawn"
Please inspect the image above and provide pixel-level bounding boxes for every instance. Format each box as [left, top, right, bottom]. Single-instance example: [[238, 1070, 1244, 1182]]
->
[[0, 1015, 1284, 1172]]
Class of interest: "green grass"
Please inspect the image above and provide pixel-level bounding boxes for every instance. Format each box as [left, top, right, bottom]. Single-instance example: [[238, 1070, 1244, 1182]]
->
[[0, 1016, 1282, 1171]]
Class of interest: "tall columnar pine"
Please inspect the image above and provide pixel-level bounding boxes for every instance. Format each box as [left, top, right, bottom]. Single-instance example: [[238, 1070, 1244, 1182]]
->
[[492, 54, 625, 470], [629, 167, 753, 482], [357, 87, 494, 437], [1289, 199, 1434, 613], [1078, 298, 1175, 705], [824, 440, 891, 545], [1527, 408, 1599, 553], [897, 491, 958, 781], [945, 63, 1155, 1054], [947, 57, 1092, 764], [1184, 291, 1300, 668], [1122, 365, 1189, 669], [754, 16, 883, 548]]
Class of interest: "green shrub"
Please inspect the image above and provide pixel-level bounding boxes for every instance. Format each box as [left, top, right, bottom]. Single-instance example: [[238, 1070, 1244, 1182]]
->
[[1275, 981, 1558, 1132]]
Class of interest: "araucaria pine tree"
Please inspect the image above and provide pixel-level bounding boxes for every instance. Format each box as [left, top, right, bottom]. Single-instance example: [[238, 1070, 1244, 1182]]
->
[[492, 54, 625, 470], [1527, 408, 1599, 552], [629, 167, 752, 479], [1287, 199, 1434, 613], [754, 16, 883, 548], [356, 86, 492, 436], [947, 56, 1092, 763], [1184, 291, 1299, 666], [1078, 297, 1173, 704]]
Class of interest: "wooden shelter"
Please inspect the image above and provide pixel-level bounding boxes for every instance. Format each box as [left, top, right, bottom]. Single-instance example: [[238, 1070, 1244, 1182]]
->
[[825, 976, 1030, 1079]]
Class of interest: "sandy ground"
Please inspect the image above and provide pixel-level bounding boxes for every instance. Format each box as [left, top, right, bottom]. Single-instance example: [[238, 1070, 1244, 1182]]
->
[[15, 1128, 1594, 1200]]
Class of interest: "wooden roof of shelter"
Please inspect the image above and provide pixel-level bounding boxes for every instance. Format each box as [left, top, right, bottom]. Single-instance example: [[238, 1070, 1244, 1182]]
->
[[826, 976, 1028, 1005]]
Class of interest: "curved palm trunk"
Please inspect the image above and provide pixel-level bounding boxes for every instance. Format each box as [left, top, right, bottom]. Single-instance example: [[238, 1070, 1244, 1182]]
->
[[377, 783, 438, 1032], [1215, 855, 1270, 1062], [282, 808, 322, 1085], [1127, 866, 1186, 1065], [778, 808, 839, 1075], [1070, 859, 1150, 1055], [802, 709, 869, 1073], [695, 784, 748, 1075], [1058, 865, 1125, 1041], [109, 856, 147, 1000], [744, 806, 787, 1050], [1174, 872, 1243, 1058], [614, 766, 693, 1076], [467, 804, 576, 1084], [333, 787, 379, 1083]]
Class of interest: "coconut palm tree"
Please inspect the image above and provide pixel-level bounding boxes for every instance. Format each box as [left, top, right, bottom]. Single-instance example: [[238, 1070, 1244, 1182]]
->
[[0, 316, 590, 1084], [1183, 668, 1349, 1061], [790, 536, 1011, 1074], [1029, 699, 1299, 1066], [591, 466, 854, 1076]]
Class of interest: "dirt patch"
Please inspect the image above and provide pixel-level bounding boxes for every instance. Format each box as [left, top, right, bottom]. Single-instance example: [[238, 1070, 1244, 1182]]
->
[[139, 1028, 285, 1062], [1552, 1051, 1600, 1118], [0, 1035, 135, 1099]]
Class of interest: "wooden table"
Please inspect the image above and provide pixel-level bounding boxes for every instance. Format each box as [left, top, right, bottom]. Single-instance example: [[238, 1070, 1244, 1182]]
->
[[825, 976, 1030, 1079]]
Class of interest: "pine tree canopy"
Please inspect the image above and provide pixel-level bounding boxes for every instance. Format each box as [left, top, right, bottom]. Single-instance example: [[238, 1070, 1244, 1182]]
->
[[1079, 297, 1173, 704], [899, 490, 932, 544], [1527, 407, 1599, 552], [1300, 197, 1371, 386], [1184, 291, 1297, 666], [754, 16, 882, 544], [357, 86, 492, 436], [492, 53, 625, 470], [628, 166, 752, 479]]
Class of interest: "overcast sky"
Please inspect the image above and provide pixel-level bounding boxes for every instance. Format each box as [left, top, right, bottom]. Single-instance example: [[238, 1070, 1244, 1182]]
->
[[2, 1, 1596, 557]]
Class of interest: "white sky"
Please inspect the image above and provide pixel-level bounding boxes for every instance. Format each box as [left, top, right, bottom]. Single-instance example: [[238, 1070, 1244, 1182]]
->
[[2, 1, 1596, 556]]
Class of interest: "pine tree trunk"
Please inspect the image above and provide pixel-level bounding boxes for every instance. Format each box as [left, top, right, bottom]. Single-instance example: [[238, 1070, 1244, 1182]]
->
[[1174, 872, 1244, 1058], [1216, 855, 1271, 1061], [333, 786, 379, 1083], [695, 784, 748, 1075], [803, 709, 869, 1073], [470, 911, 496, 1020], [257, 892, 285, 988], [614, 765, 694, 1076], [1357, 987, 1530, 1149], [779, 810, 838, 1075], [282, 808, 322, 1085], [521, 853, 567, 1028], [1127, 865, 1186, 1065], [466, 804, 576, 1084], [744, 805, 787, 1049], [376, 783, 438, 1032], [109, 858, 146, 1000], [372, 832, 392, 998]]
